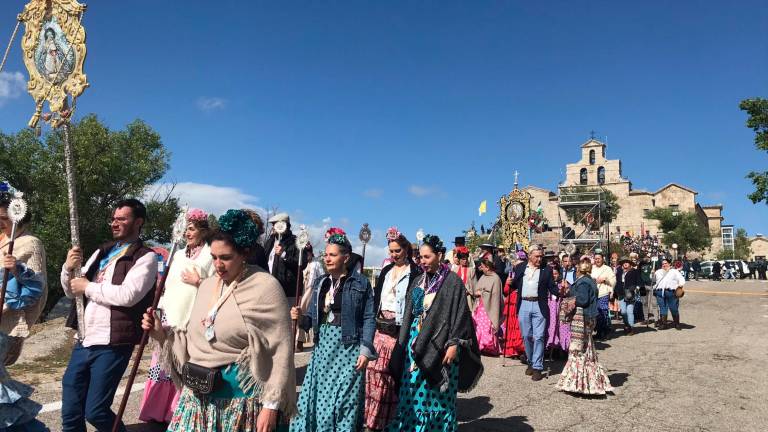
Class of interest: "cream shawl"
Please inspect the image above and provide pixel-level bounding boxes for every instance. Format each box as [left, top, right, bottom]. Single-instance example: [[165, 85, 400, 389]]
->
[[161, 265, 297, 417], [591, 264, 616, 298], [158, 244, 215, 329]]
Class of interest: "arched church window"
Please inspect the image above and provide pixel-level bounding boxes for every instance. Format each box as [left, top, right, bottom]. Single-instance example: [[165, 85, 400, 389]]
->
[[580, 168, 588, 185], [589, 150, 595, 165], [598, 166, 605, 185]]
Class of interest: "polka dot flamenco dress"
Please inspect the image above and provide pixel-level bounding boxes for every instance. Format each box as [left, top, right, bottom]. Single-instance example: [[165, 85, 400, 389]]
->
[[290, 323, 364, 431], [386, 286, 459, 432]]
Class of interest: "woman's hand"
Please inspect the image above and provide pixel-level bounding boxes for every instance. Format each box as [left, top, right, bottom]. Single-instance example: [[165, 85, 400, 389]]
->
[[442, 345, 458, 365], [181, 268, 201, 287], [2, 253, 18, 276], [355, 355, 369, 371], [290, 307, 301, 320], [256, 407, 278, 432], [141, 307, 165, 343]]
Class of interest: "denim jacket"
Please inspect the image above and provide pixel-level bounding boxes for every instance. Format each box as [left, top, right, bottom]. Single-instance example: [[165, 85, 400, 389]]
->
[[299, 272, 377, 360]]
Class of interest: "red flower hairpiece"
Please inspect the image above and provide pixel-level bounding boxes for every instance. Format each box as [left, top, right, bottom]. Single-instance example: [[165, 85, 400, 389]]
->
[[325, 227, 347, 240]]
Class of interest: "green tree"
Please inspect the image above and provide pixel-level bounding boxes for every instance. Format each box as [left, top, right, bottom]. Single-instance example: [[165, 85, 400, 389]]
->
[[740, 98, 768, 204], [716, 228, 752, 260], [646, 208, 712, 255], [559, 186, 620, 229], [0, 115, 177, 313]]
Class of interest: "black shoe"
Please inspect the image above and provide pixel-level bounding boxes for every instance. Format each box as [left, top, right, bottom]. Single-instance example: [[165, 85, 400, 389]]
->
[[531, 370, 543, 381], [525, 366, 534, 376]]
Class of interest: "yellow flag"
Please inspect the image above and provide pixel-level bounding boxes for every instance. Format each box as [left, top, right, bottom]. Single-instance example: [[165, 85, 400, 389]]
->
[[478, 200, 487, 216]]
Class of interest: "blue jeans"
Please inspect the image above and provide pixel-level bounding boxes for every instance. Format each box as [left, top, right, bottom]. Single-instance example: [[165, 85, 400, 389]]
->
[[61, 343, 133, 432], [619, 299, 635, 327], [517, 300, 546, 371], [654, 290, 680, 317]]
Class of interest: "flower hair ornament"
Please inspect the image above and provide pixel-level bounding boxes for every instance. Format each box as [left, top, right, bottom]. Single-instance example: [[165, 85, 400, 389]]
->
[[325, 227, 349, 246], [455, 246, 469, 256], [422, 234, 446, 254], [186, 208, 208, 223], [218, 209, 260, 250], [386, 226, 402, 242]]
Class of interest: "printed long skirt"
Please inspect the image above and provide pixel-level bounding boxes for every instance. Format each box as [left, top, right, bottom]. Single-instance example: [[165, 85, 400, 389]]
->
[[364, 315, 399, 430], [168, 364, 289, 432], [139, 349, 179, 423], [556, 309, 614, 396], [385, 318, 459, 432], [501, 291, 525, 357], [547, 296, 570, 352], [472, 298, 500, 356], [595, 295, 611, 338], [291, 324, 364, 432]]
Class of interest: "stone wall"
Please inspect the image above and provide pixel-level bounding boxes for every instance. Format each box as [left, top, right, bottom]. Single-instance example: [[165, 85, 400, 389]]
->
[[750, 237, 768, 260]]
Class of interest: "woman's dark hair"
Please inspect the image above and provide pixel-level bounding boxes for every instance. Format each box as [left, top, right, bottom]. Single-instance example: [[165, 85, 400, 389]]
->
[[210, 231, 250, 256], [388, 235, 412, 259], [0, 199, 31, 226], [421, 234, 446, 255]]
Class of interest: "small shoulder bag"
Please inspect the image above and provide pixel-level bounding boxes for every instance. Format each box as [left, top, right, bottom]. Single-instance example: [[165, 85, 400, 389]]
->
[[182, 361, 220, 395]]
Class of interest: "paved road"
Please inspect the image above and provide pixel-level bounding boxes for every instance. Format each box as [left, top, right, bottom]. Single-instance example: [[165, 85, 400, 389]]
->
[[31, 279, 768, 431]]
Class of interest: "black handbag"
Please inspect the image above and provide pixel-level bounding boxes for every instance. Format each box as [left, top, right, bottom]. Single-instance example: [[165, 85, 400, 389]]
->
[[182, 362, 220, 395], [375, 311, 399, 337]]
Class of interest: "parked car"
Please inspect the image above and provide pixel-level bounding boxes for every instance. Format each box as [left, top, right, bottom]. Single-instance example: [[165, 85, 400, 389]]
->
[[702, 260, 751, 280], [700, 261, 714, 278]]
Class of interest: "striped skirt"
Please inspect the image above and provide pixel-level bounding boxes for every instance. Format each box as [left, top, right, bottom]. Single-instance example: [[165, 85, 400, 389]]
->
[[364, 321, 399, 430]]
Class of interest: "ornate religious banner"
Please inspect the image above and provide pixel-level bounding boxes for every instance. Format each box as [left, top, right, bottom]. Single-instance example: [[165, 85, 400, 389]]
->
[[498, 173, 531, 252], [18, 0, 88, 128]]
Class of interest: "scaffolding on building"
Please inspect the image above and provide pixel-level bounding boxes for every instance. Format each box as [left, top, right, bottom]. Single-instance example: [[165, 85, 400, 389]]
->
[[557, 187, 610, 255]]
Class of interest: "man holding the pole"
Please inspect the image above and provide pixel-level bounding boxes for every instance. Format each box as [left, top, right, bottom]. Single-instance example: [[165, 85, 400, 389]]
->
[[60, 199, 157, 432]]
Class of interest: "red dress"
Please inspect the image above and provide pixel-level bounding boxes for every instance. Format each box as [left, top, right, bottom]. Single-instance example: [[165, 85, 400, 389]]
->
[[501, 276, 525, 357]]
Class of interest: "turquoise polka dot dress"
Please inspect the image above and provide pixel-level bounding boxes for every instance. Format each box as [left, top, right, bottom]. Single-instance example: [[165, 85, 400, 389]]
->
[[386, 287, 459, 432]]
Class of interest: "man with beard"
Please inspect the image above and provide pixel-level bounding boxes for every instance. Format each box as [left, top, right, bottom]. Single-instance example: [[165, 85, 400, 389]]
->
[[60, 199, 157, 432]]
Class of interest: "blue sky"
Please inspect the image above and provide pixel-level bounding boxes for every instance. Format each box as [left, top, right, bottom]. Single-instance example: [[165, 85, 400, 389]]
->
[[1, 1, 766, 263]]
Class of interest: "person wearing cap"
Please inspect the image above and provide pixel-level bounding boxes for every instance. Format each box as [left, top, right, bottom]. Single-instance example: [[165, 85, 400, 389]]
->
[[614, 256, 641, 335], [511, 245, 559, 381], [264, 213, 303, 303]]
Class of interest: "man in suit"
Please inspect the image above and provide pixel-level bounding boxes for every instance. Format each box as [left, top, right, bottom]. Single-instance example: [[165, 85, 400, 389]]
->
[[512, 245, 559, 381]]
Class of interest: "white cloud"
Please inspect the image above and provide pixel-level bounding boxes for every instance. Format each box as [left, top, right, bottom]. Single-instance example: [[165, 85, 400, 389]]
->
[[0, 72, 25, 107], [363, 188, 383, 198], [408, 185, 439, 197], [196, 97, 226, 111], [146, 182, 263, 216]]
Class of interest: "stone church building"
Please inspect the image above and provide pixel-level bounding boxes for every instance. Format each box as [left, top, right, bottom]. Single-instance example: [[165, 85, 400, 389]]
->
[[524, 138, 725, 257]]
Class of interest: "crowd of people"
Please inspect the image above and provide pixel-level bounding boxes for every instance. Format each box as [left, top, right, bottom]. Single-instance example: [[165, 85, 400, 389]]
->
[[0, 197, 704, 432]]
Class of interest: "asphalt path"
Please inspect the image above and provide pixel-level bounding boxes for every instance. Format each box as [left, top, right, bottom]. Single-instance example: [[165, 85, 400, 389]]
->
[[30, 279, 768, 431]]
